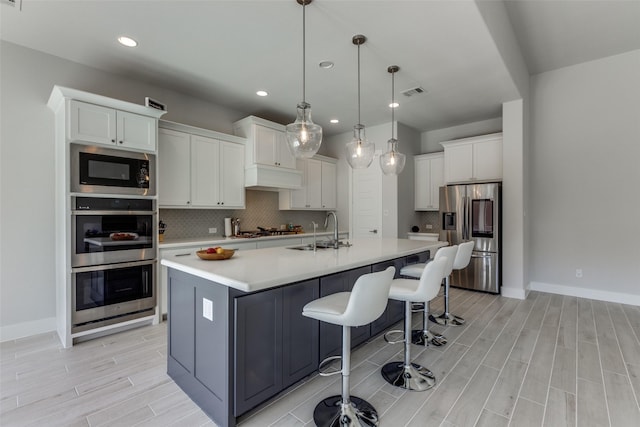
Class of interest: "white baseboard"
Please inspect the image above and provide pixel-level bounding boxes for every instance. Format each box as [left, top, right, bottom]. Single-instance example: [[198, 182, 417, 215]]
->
[[500, 285, 528, 300], [0, 317, 57, 343], [529, 281, 640, 306]]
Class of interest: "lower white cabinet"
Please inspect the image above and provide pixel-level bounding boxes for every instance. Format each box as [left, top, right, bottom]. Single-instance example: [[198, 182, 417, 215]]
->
[[159, 122, 246, 209], [414, 153, 444, 211], [279, 155, 337, 210]]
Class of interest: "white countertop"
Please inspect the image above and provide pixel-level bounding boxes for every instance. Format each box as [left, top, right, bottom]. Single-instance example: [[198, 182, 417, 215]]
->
[[158, 231, 346, 249], [161, 238, 448, 292]]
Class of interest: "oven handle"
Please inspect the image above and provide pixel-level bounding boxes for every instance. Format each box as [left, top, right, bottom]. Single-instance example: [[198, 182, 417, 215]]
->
[[71, 259, 156, 273], [71, 210, 155, 215]]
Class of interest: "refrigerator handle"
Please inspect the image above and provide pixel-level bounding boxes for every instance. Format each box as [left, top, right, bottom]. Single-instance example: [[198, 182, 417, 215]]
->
[[463, 196, 469, 240]]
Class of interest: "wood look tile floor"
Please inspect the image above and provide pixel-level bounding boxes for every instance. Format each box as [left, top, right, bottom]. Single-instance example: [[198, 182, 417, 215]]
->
[[2, 289, 640, 426]]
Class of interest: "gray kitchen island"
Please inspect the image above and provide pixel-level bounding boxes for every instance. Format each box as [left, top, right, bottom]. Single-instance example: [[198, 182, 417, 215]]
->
[[161, 238, 447, 427]]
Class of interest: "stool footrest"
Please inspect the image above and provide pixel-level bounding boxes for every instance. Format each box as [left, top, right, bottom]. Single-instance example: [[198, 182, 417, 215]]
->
[[318, 355, 342, 377], [383, 329, 405, 345]]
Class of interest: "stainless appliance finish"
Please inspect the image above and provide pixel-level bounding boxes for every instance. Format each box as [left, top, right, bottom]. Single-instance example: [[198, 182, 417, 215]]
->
[[70, 196, 158, 331], [70, 143, 156, 196], [439, 182, 501, 293], [71, 196, 156, 267], [71, 259, 156, 333]]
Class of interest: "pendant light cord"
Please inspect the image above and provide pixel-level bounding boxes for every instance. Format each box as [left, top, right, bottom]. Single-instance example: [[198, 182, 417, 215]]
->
[[302, 1, 306, 103], [357, 43, 361, 125], [391, 69, 395, 142]]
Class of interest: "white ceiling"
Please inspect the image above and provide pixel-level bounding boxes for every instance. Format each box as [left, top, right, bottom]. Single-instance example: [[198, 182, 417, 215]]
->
[[2, 0, 638, 137]]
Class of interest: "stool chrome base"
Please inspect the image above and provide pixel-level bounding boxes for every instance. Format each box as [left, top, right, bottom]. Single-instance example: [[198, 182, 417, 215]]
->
[[429, 312, 465, 327], [381, 362, 436, 391], [313, 395, 379, 427], [411, 329, 447, 347]]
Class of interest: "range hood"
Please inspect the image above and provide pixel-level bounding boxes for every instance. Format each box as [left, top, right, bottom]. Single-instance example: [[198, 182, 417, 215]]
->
[[244, 164, 303, 191]]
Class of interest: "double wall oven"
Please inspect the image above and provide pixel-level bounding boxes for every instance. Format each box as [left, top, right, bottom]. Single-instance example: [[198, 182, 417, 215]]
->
[[70, 144, 157, 333]]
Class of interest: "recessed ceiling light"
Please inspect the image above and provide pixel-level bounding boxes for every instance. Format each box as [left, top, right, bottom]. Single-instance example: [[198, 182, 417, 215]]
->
[[319, 61, 334, 69], [256, 90, 268, 97], [389, 102, 399, 108], [330, 119, 339, 124], [117, 36, 138, 47]]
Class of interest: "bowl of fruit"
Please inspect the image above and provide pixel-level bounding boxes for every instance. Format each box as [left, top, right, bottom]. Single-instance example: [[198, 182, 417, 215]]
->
[[196, 247, 235, 260]]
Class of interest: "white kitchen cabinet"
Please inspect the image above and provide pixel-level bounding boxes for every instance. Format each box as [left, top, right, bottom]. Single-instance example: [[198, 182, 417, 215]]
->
[[414, 153, 444, 211], [441, 133, 502, 184], [158, 128, 191, 206], [158, 122, 246, 209], [233, 116, 296, 169], [70, 100, 157, 152], [321, 161, 337, 210], [279, 155, 337, 210]]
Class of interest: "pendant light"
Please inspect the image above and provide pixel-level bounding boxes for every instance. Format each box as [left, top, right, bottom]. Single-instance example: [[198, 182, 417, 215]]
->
[[380, 65, 406, 175], [345, 34, 375, 169], [285, 0, 322, 159]]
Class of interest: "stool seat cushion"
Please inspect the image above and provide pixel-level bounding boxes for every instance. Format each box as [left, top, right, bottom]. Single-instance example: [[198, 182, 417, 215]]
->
[[388, 258, 448, 304], [302, 292, 350, 325], [400, 263, 426, 278], [388, 278, 421, 302]]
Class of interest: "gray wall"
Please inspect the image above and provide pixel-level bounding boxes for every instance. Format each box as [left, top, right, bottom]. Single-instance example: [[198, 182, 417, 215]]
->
[[0, 41, 245, 337], [528, 50, 640, 300]]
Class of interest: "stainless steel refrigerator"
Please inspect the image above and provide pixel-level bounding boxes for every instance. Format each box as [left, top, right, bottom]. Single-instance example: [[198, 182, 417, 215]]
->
[[439, 182, 501, 294]]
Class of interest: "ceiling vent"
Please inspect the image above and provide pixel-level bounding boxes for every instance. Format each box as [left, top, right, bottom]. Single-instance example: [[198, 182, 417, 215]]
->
[[401, 86, 426, 97]]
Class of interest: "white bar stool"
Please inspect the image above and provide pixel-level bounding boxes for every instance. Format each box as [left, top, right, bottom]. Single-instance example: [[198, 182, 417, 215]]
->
[[381, 257, 448, 391], [302, 266, 395, 427], [430, 241, 473, 326], [398, 245, 458, 344]]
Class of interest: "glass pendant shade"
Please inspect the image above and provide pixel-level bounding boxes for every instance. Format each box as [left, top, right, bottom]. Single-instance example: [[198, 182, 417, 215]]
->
[[346, 124, 375, 169], [286, 0, 322, 159], [380, 138, 406, 175], [286, 102, 322, 158]]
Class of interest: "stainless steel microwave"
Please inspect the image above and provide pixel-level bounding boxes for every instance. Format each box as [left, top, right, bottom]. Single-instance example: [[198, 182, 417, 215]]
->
[[70, 143, 156, 196]]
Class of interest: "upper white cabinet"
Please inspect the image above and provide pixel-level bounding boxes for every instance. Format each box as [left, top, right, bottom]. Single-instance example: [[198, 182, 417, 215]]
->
[[441, 132, 502, 184], [70, 100, 157, 152], [158, 122, 246, 209], [232, 116, 303, 189], [414, 153, 444, 211], [233, 116, 296, 169], [279, 155, 337, 210]]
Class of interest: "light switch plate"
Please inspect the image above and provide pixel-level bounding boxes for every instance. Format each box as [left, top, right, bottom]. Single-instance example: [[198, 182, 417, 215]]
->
[[203, 298, 213, 321]]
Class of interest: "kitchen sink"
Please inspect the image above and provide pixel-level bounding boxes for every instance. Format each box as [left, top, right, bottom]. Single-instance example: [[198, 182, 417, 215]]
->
[[286, 244, 327, 251], [286, 241, 351, 251]]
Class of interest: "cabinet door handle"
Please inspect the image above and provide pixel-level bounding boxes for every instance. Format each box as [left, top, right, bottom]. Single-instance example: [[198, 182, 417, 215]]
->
[[370, 229, 378, 234], [111, 139, 116, 143], [119, 140, 123, 144], [186, 201, 190, 204]]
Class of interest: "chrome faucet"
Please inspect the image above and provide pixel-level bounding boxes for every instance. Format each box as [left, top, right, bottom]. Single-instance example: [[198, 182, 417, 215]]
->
[[324, 211, 339, 249], [311, 221, 318, 252]]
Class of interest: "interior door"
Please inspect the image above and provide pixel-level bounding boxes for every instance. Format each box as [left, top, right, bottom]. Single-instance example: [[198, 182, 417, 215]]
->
[[351, 153, 382, 239]]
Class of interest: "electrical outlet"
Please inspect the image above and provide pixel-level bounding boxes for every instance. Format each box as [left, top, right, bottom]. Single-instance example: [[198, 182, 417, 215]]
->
[[209, 227, 217, 234], [425, 224, 433, 230], [576, 269, 583, 278]]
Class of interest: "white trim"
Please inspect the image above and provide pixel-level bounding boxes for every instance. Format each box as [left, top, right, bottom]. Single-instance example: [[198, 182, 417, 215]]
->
[[0, 317, 57, 343], [529, 281, 640, 306], [500, 286, 527, 300]]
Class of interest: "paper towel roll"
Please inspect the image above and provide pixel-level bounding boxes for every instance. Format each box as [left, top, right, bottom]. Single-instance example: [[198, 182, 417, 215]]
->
[[224, 218, 232, 237]]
